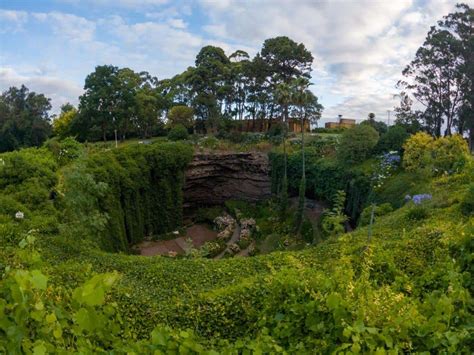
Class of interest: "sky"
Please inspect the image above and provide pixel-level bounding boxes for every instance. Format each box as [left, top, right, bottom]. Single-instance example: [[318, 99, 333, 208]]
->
[[0, 0, 465, 123]]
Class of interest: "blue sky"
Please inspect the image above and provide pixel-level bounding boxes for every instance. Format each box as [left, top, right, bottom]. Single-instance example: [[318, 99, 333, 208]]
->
[[0, 0, 462, 123]]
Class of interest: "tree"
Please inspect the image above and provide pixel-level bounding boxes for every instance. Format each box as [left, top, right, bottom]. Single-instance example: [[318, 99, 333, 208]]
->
[[189, 46, 230, 127], [274, 83, 292, 216], [0, 85, 52, 152], [399, 4, 472, 137], [337, 125, 379, 164], [53, 104, 77, 138], [438, 3, 473, 149], [374, 125, 409, 153], [261, 36, 313, 85], [361, 113, 387, 135], [167, 106, 194, 129], [115, 67, 142, 140], [77, 65, 121, 141], [393, 92, 422, 134], [290, 78, 323, 233], [135, 87, 162, 139], [76, 66, 156, 141]]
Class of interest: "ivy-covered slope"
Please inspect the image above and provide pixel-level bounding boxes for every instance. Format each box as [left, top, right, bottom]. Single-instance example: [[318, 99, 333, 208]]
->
[[60, 141, 194, 251], [0, 139, 473, 353]]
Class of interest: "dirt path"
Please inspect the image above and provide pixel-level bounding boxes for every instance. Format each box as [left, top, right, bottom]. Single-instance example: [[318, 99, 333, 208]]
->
[[137, 224, 218, 257]]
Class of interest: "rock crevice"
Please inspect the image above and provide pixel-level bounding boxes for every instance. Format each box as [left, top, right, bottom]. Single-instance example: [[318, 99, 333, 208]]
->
[[183, 151, 271, 208]]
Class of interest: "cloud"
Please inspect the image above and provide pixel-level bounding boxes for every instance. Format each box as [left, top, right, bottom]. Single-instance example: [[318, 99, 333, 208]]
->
[[100, 15, 204, 63], [0, 67, 84, 112], [0, 0, 461, 120], [0, 9, 28, 33], [198, 0, 459, 120], [32, 11, 96, 42]]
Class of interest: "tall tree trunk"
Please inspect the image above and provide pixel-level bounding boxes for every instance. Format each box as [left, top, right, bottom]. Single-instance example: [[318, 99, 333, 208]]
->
[[295, 112, 306, 234], [280, 104, 289, 219]]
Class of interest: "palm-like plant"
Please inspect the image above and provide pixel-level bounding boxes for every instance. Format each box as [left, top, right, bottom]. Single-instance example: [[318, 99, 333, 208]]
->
[[290, 78, 323, 234], [274, 83, 292, 216]]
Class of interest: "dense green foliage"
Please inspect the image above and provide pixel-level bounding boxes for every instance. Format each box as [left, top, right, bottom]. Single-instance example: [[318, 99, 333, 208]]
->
[[167, 105, 195, 129], [270, 141, 373, 222], [168, 124, 189, 141], [337, 124, 379, 164], [399, 4, 473, 140], [403, 132, 470, 175], [0, 134, 473, 353], [0, 4, 473, 352], [63, 142, 193, 251], [374, 125, 409, 153], [0, 85, 52, 152]]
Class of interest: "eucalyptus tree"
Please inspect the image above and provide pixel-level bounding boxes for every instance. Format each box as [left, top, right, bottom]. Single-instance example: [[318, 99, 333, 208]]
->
[[189, 46, 230, 129], [0, 85, 52, 152], [229, 50, 250, 120], [438, 3, 473, 147], [394, 92, 422, 134], [399, 3, 472, 137]]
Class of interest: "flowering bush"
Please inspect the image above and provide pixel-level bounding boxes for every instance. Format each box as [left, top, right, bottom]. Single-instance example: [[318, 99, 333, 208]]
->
[[403, 133, 469, 175], [372, 151, 401, 189]]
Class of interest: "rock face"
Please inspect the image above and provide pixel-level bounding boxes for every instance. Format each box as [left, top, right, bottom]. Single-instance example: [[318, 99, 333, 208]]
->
[[184, 151, 271, 208]]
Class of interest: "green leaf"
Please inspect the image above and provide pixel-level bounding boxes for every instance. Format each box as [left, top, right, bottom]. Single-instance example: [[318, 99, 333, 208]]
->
[[45, 313, 56, 324], [151, 327, 169, 346], [74, 308, 96, 332], [33, 343, 47, 355], [326, 293, 341, 309], [30, 270, 48, 290]]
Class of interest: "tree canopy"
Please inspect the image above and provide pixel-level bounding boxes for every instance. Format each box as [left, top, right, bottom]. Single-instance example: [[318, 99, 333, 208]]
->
[[398, 3, 473, 144], [0, 85, 52, 152]]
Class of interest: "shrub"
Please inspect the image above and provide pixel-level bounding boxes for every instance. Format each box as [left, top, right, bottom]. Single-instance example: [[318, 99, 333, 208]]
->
[[460, 183, 474, 216], [194, 206, 223, 224], [198, 135, 219, 149], [167, 124, 189, 141], [200, 240, 226, 258], [266, 122, 285, 144], [337, 125, 379, 164], [300, 218, 314, 243], [403, 133, 469, 175], [375, 125, 409, 153], [405, 204, 429, 221], [402, 132, 434, 172], [431, 134, 469, 174], [45, 137, 84, 166], [321, 190, 348, 237], [358, 203, 393, 226], [167, 106, 194, 129]]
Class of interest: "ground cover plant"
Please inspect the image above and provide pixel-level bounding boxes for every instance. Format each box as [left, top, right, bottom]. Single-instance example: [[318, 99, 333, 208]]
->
[[0, 131, 473, 353], [0, 4, 473, 353]]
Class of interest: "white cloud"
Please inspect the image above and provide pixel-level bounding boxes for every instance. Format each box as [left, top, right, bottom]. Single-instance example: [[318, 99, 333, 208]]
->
[[0, 67, 83, 112], [33, 11, 96, 42], [167, 18, 187, 29], [101, 15, 203, 62], [0, 9, 28, 32], [0, 0, 462, 120], [198, 0, 459, 120]]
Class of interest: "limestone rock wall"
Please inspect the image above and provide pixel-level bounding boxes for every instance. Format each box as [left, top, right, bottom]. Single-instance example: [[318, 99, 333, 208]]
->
[[183, 151, 271, 208]]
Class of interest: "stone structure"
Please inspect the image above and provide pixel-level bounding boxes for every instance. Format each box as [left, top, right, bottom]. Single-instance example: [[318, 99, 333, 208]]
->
[[183, 151, 271, 208], [325, 115, 356, 129]]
